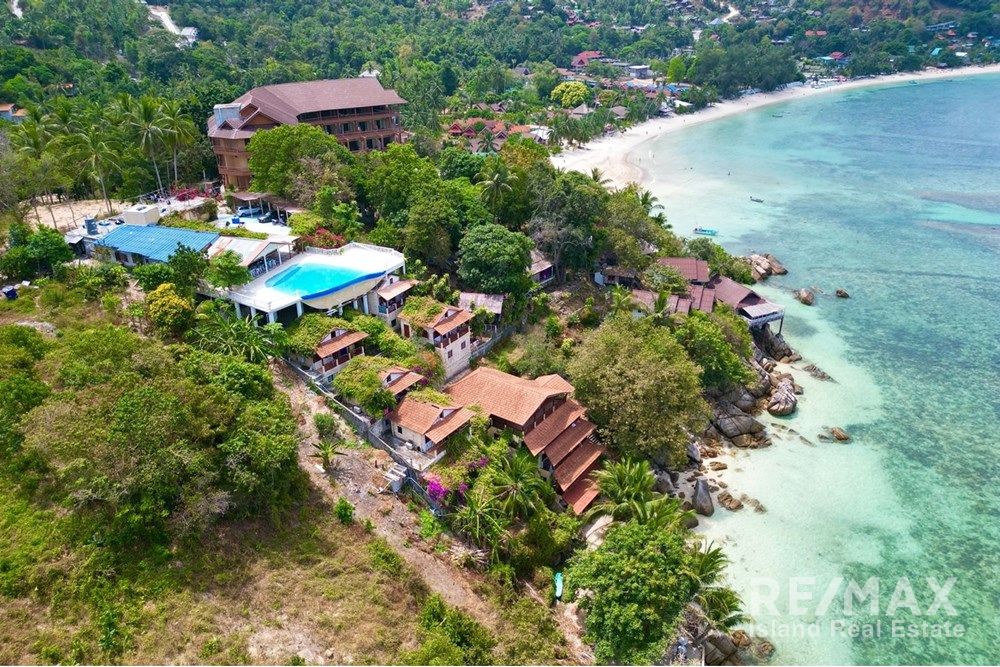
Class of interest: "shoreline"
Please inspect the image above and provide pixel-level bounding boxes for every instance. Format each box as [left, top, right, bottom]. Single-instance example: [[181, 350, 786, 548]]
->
[[550, 64, 1000, 185]]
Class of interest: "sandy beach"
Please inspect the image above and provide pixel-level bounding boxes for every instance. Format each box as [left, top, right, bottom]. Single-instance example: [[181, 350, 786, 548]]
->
[[551, 64, 1000, 185]]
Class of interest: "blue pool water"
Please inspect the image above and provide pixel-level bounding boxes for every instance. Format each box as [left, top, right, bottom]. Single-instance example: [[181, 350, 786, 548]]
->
[[264, 262, 377, 298]]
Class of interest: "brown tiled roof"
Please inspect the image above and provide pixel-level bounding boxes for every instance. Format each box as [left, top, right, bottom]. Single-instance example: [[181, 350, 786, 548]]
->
[[536, 374, 575, 393], [315, 330, 367, 359], [523, 399, 587, 455], [657, 256, 710, 283], [426, 407, 475, 445], [553, 439, 605, 491], [380, 367, 425, 396], [708, 276, 761, 309], [631, 289, 657, 311], [688, 285, 716, 313], [668, 294, 692, 315], [446, 368, 572, 428], [376, 278, 416, 301], [389, 397, 473, 443], [208, 78, 405, 138], [561, 468, 601, 514], [431, 308, 473, 335], [542, 418, 596, 466]]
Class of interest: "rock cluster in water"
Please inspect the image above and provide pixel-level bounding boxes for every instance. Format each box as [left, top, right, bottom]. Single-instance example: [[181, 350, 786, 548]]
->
[[746, 253, 788, 281]]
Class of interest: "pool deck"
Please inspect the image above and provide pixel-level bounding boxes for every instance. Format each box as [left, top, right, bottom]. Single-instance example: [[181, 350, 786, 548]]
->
[[225, 243, 405, 317]]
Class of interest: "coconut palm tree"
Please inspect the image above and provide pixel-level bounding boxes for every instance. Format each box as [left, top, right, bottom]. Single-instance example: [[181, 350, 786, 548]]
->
[[609, 284, 634, 316], [490, 449, 552, 519], [159, 99, 198, 184], [687, 543, 749, 633], [637, 187, 661, 214], [129, 95, 168, 193], [476, 156, 517, 224], [587, 458, 656, 521], [311, 440, 346, 473], [69, 126, 119, 215], [452, 491, 507, 555], [589, 167, 611, 187]]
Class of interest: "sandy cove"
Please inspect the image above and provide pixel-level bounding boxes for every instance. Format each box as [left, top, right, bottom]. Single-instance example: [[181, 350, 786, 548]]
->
[[551, 64, 1000, 185]]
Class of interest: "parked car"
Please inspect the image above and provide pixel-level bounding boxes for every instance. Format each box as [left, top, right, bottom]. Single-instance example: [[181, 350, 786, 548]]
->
[[236, 206, 262, 217]]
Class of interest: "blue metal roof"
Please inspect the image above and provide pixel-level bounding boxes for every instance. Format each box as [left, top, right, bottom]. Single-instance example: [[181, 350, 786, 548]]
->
[[97, 225, 219, 263]]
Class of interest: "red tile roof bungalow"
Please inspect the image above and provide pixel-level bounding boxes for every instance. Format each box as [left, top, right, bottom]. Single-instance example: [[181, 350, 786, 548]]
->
[[388, 395, 475, 459], [708, 276, 785, 330], [656, 256, 711, 284], [446, 368, 605, 513], [293, 327, 368, 381], [380, 366, 427, 398], [571, 50, 604, 69], [399, 300, 474, 379]]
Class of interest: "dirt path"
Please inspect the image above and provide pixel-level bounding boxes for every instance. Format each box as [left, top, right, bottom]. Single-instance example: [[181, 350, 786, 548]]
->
[[271, 363, 503, 631]]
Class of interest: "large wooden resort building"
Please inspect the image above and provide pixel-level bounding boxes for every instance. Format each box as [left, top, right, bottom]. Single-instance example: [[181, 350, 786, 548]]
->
[[207, 78, 406, 190]]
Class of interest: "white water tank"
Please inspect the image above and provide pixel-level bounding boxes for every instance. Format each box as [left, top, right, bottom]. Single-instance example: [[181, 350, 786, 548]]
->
[[120, 204, 161, 226]]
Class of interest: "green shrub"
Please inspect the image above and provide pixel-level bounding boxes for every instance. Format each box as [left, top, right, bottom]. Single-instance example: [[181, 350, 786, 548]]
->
[[368, 538, 403, 573], [334, 497, 355, 524], [313, 412, 338, 441]]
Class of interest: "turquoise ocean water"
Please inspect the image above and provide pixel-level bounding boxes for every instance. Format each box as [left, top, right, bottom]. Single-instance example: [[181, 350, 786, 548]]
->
[[631, 75, 1000, 665]]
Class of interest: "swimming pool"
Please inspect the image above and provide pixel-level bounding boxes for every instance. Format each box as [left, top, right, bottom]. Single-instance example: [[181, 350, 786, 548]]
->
[[265, 262, 384, 299]]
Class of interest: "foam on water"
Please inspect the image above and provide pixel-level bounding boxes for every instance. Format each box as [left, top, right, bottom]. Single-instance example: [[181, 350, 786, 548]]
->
[[635, 75, 1000, 664]]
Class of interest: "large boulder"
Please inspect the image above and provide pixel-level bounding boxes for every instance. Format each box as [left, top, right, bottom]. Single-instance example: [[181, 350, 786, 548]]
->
[[746, 357, 773, 398], [692, 479, 715, 516], [767, 377, 798, 416], [794, 288, 815, 305], [753, 325, 794, 361], [686, 441, 702, 464], [830, 427, 851, 441], [712, 401, 765, 439], [654, 471, 676, 495], [719, 385, 758, 412], [836, 288, 850, 298]]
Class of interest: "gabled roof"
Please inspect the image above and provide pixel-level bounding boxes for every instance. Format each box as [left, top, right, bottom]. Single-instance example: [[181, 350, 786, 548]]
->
[[207, 236, 282, 267], [523, 399, 587, 455], [542, 418, 596, 467], [380, 367, 426, 396], [97, 225, 218, 263], [708, 276, 761, 309], [315, 330, 368, 358], [688, 284, 716, 313], [207, 78, 405, 138], [656, 256, 710, 283], [430, 307, 473, 335], [389, 396, 473, 444], [446, 368, 573, 428], [562, 471, 600, 514], [553, 439, 605, 490]]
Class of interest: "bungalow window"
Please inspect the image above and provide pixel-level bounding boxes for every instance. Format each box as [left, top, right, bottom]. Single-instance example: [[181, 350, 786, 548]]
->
[[366, 138, 375, 150], [461, 340, 466, 350], [341, 122, 352, 133], [396, 426, 402, 434], [358, 121, 369, 132], [348, 140, 360, 151], [447, 350, 453, 359], [375, 118, 385, 130]]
